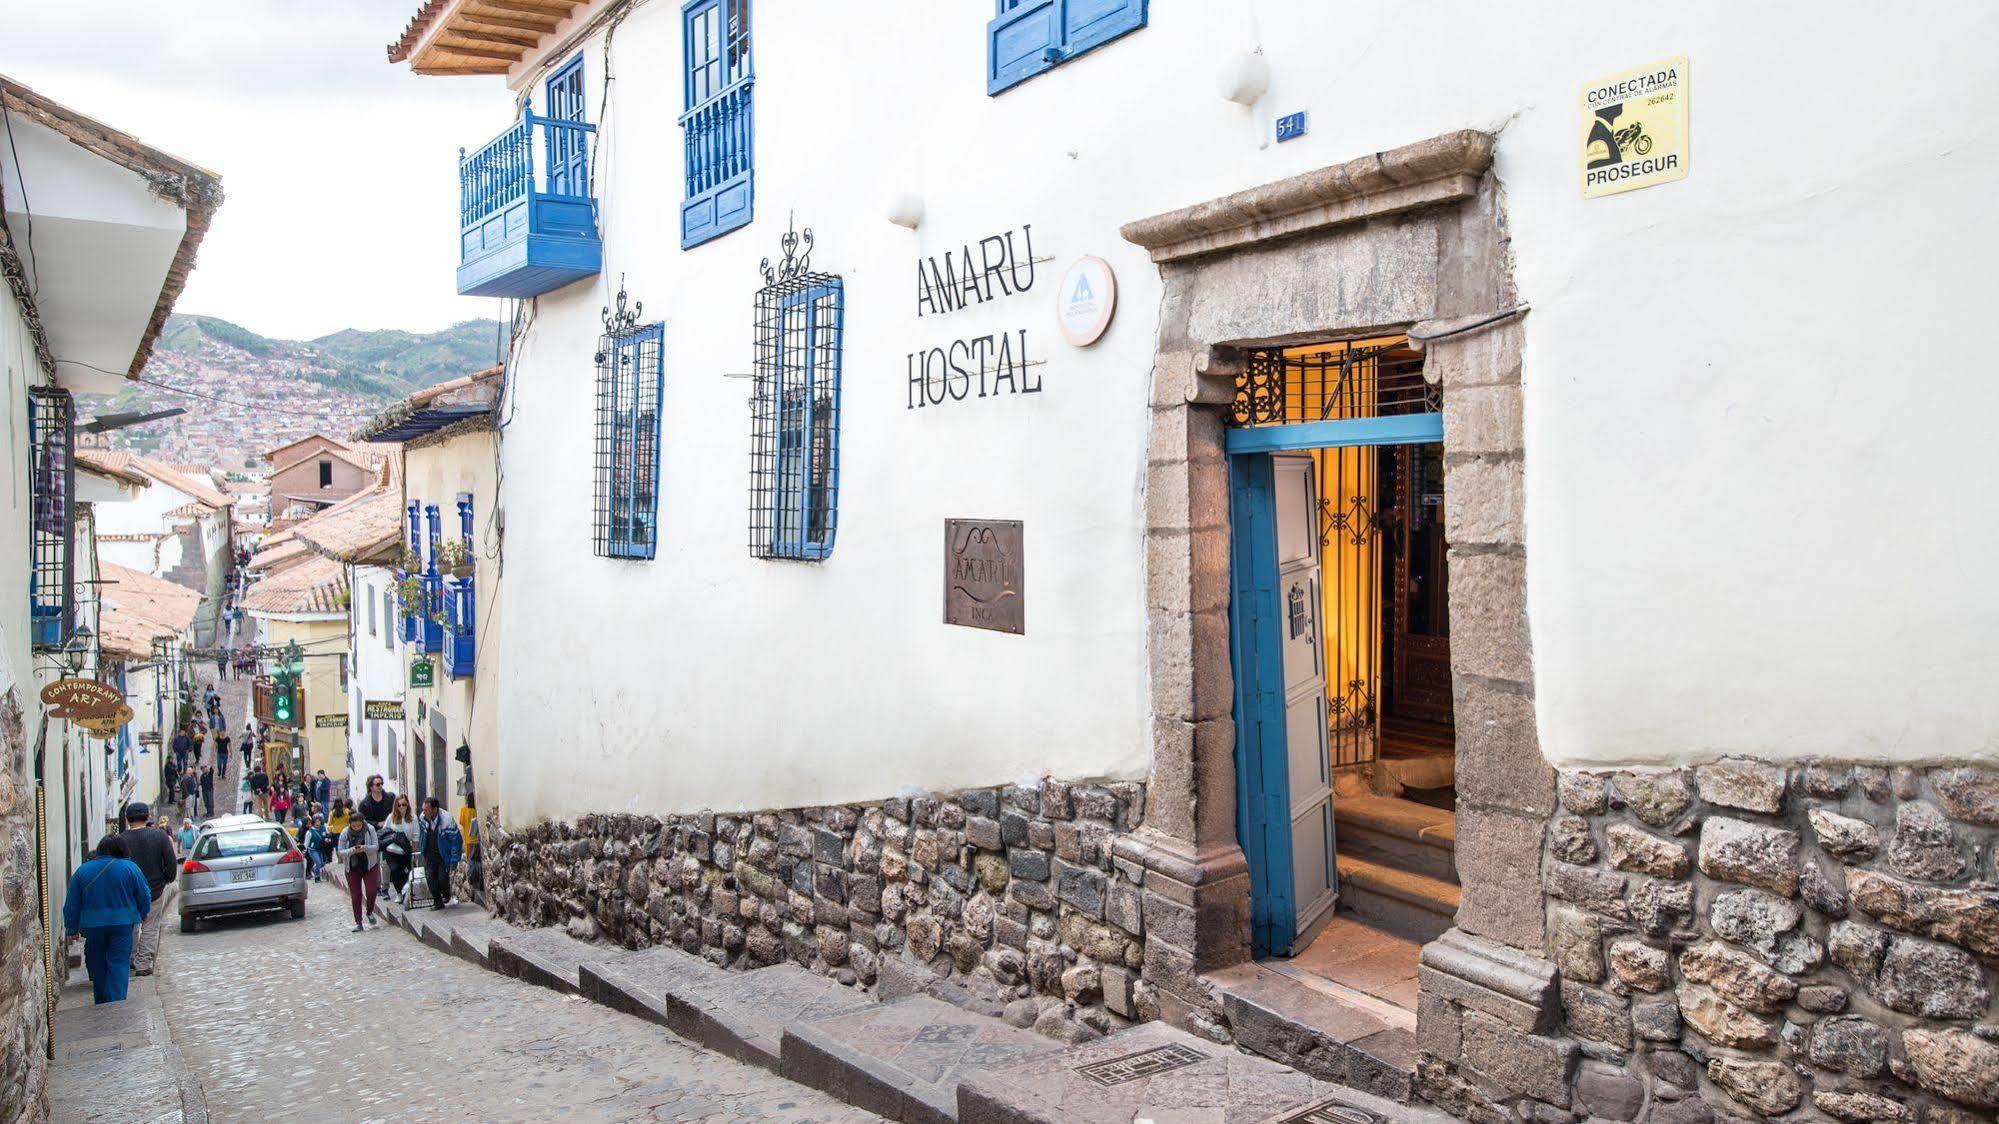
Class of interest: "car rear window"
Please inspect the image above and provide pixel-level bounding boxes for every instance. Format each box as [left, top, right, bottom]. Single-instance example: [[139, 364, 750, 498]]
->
[[195, 830, 288, 859]]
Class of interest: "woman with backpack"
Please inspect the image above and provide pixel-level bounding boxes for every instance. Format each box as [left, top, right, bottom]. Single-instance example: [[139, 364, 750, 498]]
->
[[336, 817, 381, 931]]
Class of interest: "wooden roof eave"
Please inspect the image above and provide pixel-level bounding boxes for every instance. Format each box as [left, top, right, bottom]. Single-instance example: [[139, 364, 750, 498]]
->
[[395, 0, 582, 76]]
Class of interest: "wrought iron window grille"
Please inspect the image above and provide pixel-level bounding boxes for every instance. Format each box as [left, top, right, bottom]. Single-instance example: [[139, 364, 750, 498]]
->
[[595, 278, 664, 560], [751, 221, 842, 562], [1229, 338, 1434, 428], [29, 386, 75, 651]]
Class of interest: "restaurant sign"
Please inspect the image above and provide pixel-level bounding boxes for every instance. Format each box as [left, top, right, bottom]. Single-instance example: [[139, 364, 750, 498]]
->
[[314, 714, 346, 729], [944, 519, 1025, 635], [364, 699, 406, 721]]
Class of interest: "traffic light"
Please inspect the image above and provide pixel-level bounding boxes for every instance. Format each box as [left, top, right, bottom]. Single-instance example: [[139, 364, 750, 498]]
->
[[273, 687, 294, 724]]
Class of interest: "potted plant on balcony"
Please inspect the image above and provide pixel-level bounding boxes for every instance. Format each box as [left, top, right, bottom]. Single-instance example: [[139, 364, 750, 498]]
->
[[393, 572, 427, 618], [438, 540, 474, 580]]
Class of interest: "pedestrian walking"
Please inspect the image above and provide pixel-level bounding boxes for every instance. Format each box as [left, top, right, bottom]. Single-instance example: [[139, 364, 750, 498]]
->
[[382, 795, 417, 905], [300, 817, 326, 881], [312, 769, 331, 812], [337, 818, 381, 931], [170, 726, 193, 773], [63, 834, 152, 1005], [115, 803, 177, 977], [249, 766, 270, 819], [180, 767, 200, 820], [357, 775, 393, 829], [215, 650, 227, 680], [271, 787, 291, 826], [417, 797, 458, 910], [238, 770, 253, 815], [174, 818, 196, 856], [199, 764, 215, 819]]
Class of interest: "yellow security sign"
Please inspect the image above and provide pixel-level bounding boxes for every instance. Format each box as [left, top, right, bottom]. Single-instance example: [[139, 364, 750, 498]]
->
[[1582, 57, 1689, 198]]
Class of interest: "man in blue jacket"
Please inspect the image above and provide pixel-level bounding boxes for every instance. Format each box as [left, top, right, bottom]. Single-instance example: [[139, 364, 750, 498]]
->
[[64, 834, 153, 1004]]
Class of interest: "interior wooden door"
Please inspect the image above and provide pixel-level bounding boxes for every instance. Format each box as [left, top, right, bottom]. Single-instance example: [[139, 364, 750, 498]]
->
[[1385, 444, 1455, 729]]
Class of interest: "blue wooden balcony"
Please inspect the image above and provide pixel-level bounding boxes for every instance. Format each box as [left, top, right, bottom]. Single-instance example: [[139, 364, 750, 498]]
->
[[442, 578, 475, 679], [458, 112, 601, 298], [419, 573, 444, 655]]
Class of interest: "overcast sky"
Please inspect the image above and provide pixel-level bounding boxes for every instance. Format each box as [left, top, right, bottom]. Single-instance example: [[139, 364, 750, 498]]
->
[[7, 1, 512, 340]]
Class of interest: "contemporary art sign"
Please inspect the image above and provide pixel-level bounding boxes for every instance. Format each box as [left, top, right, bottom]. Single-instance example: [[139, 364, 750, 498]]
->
[[1582, 57, 1689, 198], [364, 699, 406, 721], [908, 224, 1043, 409], [40, 678, 132, 739], [944, 519, 1024, 635]]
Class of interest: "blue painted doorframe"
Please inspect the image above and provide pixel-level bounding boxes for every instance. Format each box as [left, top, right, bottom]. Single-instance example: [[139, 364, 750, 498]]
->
[[1227, 412, 1443, 957]]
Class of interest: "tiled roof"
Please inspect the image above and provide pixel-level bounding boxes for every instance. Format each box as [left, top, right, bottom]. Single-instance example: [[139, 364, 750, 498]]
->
[[292, 485, 404, 564], [357, 366, 500, 443], [246, 539, 309, 573], [77, 450, 233, 510], [77, 456, 150, 489], [98, 560, 201, 660], [387, 0, 583, 74], [270, 438, 394, 480], [0, 76, 223, 379], [241, 553, 347, 616]]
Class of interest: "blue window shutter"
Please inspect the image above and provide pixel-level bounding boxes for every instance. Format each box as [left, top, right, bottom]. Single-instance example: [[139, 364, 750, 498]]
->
[[987, 0, 1060, 94], [1061, 0, 1146, 58]]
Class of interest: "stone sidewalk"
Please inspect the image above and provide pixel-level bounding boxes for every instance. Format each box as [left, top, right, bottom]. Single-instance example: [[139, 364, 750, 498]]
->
[[48, 971, 208, 1123], [366, 874, 1446, 1124]]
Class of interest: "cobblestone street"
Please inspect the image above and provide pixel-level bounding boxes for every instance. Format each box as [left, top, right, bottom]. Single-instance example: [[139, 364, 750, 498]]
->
[[154, 882, 880, 1122]]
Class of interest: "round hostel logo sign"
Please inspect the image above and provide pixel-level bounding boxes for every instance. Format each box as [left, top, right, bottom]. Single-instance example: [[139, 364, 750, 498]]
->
[[1055, 256, 1117, 347]]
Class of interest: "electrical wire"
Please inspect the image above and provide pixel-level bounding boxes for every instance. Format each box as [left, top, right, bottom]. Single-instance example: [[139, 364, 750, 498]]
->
[[1, 97, 39, 299], [1406, 304, 1531, 345]]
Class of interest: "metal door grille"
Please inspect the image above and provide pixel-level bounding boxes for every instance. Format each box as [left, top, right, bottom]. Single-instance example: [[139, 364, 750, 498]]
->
[[1230, 339, 1433, 427], [1321, 445, 1381, 768], [28, 386, 74, 651]]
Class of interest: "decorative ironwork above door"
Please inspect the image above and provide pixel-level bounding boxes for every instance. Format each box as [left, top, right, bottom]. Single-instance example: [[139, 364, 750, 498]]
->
[[1230, 337, 1434, 428]]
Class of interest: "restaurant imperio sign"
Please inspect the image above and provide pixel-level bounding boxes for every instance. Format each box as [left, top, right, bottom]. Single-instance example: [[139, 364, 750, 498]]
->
[[944, 519, 1025, 635], [908, 224, 1043, 410]]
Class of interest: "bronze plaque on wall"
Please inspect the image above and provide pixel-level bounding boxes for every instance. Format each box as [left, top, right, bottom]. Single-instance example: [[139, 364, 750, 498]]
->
[[944, 519, 1024, 634]]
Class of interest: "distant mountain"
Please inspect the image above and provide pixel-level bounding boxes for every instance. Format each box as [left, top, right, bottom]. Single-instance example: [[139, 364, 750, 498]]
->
[[106, 314, 506, 472], [158, 314, 502, 398]]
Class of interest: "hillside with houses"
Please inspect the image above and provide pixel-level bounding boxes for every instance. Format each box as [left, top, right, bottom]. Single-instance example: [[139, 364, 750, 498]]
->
[[97, 314, 501, 471]]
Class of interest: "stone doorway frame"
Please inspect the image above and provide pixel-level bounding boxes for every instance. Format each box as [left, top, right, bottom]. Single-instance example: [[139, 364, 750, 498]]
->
[[1113, 131, 1559, 1040]]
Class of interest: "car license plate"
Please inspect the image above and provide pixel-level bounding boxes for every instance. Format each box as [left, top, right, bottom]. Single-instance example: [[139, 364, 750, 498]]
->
[[231, 869, 257, 883]]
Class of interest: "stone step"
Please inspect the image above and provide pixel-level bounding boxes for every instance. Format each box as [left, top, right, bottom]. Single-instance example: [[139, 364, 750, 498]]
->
[[51, 994, 172, 1063], [667, 962, 877, 1074], [1206, 962, 1421, 1102], [487, 926, 620, 995], [1335, 851, 1460, 944], [50, 1043, 210, 1124], [1338, 795, 1457, 866], [781, 993, 1068, 1124], [956, 1020, 1450, 1124], [577, 944, 731, 1031], [447, 918, 511, 969]]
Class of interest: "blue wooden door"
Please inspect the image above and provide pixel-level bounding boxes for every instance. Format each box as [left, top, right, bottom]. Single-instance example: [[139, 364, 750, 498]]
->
[[545, 58, 588, 198], [1231, 452, 1339, 958]]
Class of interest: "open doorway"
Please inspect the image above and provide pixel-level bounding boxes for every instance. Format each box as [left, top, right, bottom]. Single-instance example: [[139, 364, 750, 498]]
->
[[1229, 337, 1459, 1013]]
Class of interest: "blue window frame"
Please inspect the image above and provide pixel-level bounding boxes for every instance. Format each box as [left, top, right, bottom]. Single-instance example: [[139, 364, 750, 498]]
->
[[595, 322, 665, 559], [987, 0, 1147, 95], [751, 276, 842, 561], [28, 386, 74, 650], [544, 55, 589, 199], [679, 0, 753, 248]]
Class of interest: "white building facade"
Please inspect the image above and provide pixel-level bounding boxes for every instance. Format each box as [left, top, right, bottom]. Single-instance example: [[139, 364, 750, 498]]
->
[[394, 4, 1999, 1119]]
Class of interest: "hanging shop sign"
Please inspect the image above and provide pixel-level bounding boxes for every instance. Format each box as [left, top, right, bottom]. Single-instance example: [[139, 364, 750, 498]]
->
[[944, 519, 1025, 635], [39, 678, 133, 738], [409, 658, 435, 689], [364, 699, 406, 722], [908, 224, 1043, 410], [313, 714, 346, 729], [1055, 256, 1117, 347], [1582, 57, 1689, 198]]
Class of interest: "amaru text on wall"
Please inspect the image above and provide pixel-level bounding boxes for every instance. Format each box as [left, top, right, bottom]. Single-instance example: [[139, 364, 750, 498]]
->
[[908, 224, 1044, 409]]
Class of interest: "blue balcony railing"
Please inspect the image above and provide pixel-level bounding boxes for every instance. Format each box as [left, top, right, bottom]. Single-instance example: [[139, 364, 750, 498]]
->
[[419, 573, 444, 655], [443, 578, 475, 679], [457, 112, 602, 298]]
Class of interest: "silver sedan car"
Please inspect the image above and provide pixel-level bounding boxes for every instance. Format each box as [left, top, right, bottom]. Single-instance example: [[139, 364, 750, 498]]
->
[[177, 819, 307, 932]]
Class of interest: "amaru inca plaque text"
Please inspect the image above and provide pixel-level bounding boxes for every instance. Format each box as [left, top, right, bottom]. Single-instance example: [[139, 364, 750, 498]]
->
[[944, 519, 1024, 635]]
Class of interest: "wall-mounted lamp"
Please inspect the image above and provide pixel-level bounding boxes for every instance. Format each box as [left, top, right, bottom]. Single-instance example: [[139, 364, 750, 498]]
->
[[1217, 51, 1270, 107], [886, 193, 925, 230]]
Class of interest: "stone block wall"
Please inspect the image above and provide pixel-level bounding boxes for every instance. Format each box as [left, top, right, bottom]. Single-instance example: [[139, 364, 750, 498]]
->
[[1465, 759, 1996, 1124], [0, 689, 48, 1123], [487, 780, 1150, 1038]]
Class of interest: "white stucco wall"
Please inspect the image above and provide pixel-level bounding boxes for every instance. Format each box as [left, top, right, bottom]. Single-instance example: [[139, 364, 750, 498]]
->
[[405, 434, 500, 818], [347, 564, 407, 792], [468, 0, 1997, 826]]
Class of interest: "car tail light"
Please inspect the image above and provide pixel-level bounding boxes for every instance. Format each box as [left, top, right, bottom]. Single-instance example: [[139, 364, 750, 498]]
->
[[182, 859, 208, 874], [277, 849, 303, 865]]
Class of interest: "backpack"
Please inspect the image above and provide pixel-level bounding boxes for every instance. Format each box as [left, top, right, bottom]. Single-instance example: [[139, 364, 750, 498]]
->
[[439, 822, 464, 869]]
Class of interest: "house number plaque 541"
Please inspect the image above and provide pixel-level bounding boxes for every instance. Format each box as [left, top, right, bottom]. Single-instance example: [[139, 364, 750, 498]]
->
[[944, 519, 1024, 635]]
